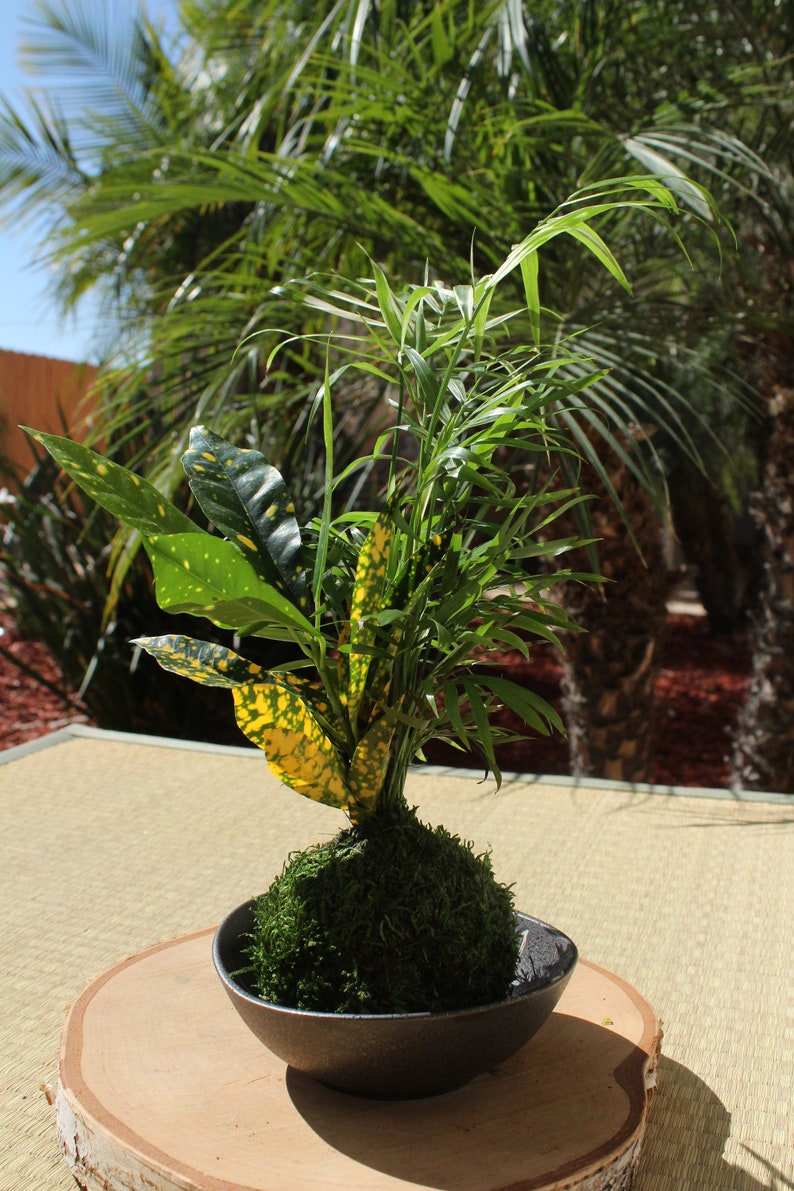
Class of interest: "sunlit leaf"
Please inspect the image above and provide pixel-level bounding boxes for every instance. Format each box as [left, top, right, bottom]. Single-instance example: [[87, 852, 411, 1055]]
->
[[403, 345, 440, 408], [347, 507, 395, 724], [143, 533, 319, 637], [24, 428, 199, 539], [132, 634, 266, 687], [347, 713, 397, 821], [373, 260, 403, 343], [519, 250, 541, 346], [623, 137, 713, 220], [233, 680, 350, 808]]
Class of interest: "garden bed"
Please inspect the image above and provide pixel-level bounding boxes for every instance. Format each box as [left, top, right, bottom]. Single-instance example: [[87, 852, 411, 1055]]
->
[[425, 613, 751, 787], [0, 606, 750, 788]]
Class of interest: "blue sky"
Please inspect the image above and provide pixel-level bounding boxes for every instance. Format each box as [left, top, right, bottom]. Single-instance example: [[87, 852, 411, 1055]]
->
[[0, 0, 177, 363]]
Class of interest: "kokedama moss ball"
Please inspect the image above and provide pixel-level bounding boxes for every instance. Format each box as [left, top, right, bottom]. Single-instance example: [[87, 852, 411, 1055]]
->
[[244, 812, 519, 1014]]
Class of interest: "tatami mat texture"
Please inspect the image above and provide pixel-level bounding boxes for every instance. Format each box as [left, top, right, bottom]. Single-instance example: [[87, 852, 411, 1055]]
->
[[2, 728, 792, 1189]]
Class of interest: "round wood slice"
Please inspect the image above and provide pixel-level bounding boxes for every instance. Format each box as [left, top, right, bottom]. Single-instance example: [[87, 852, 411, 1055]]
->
[[55, 928, 661, 1191]]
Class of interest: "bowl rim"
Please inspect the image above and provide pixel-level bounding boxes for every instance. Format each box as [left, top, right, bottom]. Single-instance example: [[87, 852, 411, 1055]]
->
[[212, 902, 578, 1023]]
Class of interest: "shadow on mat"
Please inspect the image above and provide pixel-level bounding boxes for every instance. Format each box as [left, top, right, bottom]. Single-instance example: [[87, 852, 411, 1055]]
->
[[637, 1055, 792, 1190], [286, 1046, 792, 1190]]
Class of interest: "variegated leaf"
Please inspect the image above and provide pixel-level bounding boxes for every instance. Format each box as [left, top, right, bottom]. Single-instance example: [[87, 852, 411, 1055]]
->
[[347, 508, 394, 725], [336, 621, 350, 697], [346, 713, 397, 822], [358, 635, 397, 725], [393, 529, 451, 605], [25, 428, 199, 539], [183, 426, 308, 609], [266, 670, 344, 747], [233, 681, 350, 809], [132, 635, 266, 687], [143, 533, 318, 637]]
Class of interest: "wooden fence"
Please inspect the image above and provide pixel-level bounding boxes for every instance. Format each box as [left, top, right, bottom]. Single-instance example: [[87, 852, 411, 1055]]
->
[[0, 349, 96, 489]]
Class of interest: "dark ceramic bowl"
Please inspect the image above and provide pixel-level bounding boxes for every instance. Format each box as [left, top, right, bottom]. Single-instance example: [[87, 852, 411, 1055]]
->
[[212, 900, 577, 1099]]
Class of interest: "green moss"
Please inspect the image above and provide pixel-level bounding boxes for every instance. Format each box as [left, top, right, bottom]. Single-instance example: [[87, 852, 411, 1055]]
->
[[244, 811, 519, 1014]]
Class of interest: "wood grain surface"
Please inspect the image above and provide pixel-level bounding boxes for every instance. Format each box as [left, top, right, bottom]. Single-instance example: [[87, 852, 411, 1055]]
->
[[56, 928, 660, 1190]]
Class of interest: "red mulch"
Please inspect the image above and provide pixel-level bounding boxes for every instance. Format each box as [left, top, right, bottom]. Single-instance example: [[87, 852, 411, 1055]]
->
[[0, 606, 93, 749], [649, 616, 751, 787], [425, 614, 751, 787], [0, 607, 751, 788]]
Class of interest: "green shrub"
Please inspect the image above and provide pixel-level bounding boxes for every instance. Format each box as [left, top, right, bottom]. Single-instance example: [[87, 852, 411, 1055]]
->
[[0, 453, 240, 741]]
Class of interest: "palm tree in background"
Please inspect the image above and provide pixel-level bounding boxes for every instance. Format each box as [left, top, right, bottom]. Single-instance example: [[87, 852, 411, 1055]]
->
[[0, 1, 743, 471], [1, 0, 790, 783], [726, 57, 794, 790]]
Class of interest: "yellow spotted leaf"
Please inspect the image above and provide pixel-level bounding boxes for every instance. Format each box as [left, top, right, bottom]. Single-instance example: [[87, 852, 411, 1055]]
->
[[133, 634, 266, 687], [233, 681, 350, 809], [24, 428, 199, 539], [144, 533, 317, 637], [348, 509, 394, 724], [182, 426, 309, 609], [346, 713, 397, 822]]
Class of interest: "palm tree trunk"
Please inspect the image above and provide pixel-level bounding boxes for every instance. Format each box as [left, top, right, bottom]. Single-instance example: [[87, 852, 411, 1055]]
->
[[731, 384, 794, 793], [666, 455, 746, 636], [554, 445, 675, 782]]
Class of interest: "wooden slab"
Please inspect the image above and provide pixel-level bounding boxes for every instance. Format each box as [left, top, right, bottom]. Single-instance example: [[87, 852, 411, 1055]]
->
[[55, 928, 661, 1191]]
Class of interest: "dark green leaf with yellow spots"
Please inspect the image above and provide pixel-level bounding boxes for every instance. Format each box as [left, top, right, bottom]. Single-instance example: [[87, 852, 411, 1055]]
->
[[143, 533, 319, 638], [394, 528, 452, 605], [132, 635, 267, 687], [23, 428, 199, 539], [233, 680, 350, 809], [261, 669, 344, 748], [182, 426, 308, 609]]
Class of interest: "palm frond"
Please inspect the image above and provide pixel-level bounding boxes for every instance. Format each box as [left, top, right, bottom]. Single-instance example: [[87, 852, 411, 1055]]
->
[[22, 0, 152, 116]]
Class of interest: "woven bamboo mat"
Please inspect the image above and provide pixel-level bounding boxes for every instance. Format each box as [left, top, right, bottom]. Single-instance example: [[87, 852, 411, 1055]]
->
[[2, 727, 792, 1190]]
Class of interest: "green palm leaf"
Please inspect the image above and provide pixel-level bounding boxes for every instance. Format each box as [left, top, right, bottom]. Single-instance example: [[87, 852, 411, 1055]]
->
[[477, 674, 565, 736], [19, 0, 152, 118]]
